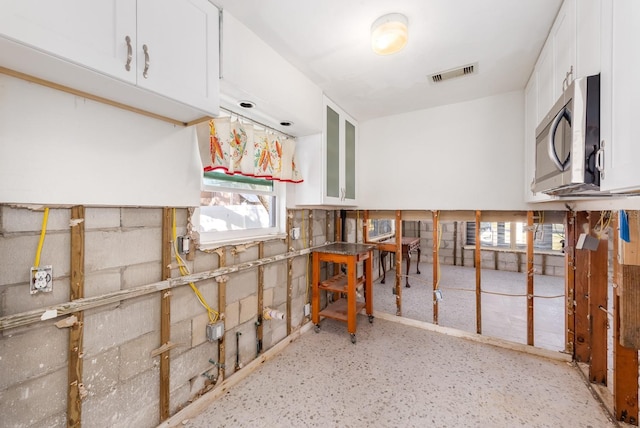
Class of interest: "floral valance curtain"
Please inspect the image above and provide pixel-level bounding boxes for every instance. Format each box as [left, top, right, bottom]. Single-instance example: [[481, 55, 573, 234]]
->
[[201, 117, 303, 183]]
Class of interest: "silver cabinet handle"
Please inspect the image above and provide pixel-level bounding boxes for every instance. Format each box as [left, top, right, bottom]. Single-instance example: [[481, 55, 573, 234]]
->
[[143, 44, 150, 78], [125, 36, 132, 71]]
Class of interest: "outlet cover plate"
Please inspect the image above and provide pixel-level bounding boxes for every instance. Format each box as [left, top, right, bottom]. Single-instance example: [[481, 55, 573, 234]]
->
[[30, 265, 53, 294]]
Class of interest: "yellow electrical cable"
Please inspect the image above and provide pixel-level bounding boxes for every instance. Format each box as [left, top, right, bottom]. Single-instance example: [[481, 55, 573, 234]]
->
[[435, 222, 442, 290], [172, 208, 219, 323], [33, 207, 49, 267]]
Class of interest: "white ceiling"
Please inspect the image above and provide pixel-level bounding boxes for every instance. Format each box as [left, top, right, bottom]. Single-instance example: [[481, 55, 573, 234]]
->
[[212, 0, 563, 123]]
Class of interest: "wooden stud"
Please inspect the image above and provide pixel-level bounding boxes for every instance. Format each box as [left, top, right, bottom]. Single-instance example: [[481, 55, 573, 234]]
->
[[574, 211, 591, 363], [475, 210, 482, 335], [620, 210, 640, 346], [613, 213, 640, 425], [218, 248, 227, 382], [453, 221, 458, 266], [307, 210, 314, 316], [159, 208, 172, 421], [395, 210, 402, 316], [257, 242, 264, 355], [286, 209, 293, 335], [67, 206, 85, 428], [363, 210, 370, 242], [565, 211, 576, 355], [432, 211, 439, 325], [526, 211, 534, 346], [589, 211, 608, 385]]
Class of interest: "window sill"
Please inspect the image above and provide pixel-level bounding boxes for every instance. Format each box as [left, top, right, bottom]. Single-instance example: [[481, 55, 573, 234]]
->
[[199, 233, 287, 251]]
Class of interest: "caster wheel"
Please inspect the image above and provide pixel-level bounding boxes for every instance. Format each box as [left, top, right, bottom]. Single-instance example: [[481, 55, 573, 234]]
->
[[368, 315, 374, 323], [314, 324, 320, 333], [350, 334, 356, 344]]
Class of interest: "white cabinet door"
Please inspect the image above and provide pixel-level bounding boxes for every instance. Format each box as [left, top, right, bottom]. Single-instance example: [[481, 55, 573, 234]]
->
[[536, 42, 555, 125], [552, 0, 577, 99], [600, 0, 640, 192], [294, 97, 358, 207], [137, 0, 219, 114], [0, 0, 136, 83]]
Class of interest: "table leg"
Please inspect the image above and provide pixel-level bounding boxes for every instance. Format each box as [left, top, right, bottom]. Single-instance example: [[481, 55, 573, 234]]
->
[[405, 251, 411, 288], [365, 252, 373, 316], [312, 252, 320, 326], [416, 247, 421, 274], [380, 251, 387, 284], [347, 256, 357, 335]]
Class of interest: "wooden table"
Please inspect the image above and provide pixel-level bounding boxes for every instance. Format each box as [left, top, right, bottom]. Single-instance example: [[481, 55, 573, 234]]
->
[[311, 242, 375, 343], [378, 237, 421, 287]]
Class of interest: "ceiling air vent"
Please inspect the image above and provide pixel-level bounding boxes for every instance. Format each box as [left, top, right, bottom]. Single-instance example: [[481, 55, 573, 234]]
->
[[429, 62, 477, 83]]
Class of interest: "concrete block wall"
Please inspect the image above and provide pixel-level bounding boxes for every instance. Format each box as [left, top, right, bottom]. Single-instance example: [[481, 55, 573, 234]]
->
[[0, 205, 327, 427]]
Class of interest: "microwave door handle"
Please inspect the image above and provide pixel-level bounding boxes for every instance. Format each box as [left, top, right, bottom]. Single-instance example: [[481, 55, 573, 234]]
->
[[547, 107, 572, 172]]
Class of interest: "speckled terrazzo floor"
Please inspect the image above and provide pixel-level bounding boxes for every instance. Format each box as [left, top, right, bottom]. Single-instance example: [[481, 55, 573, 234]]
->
[[183, 316, 614, 428]]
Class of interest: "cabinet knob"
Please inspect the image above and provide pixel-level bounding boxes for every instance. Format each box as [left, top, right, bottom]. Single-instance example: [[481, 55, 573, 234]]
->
[[143, 44, 150, 79], [125, 36, 132, 71]]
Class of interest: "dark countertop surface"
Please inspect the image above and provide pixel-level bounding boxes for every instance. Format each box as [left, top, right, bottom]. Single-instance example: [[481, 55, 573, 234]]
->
[[314, 242, 376, 255]]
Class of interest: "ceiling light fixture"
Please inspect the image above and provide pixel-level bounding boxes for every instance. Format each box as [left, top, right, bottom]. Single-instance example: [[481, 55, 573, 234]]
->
[[371, 13, 408, 55]]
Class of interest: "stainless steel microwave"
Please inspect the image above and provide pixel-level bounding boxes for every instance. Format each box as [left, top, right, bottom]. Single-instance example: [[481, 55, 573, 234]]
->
[[534, 74, 601, 196]]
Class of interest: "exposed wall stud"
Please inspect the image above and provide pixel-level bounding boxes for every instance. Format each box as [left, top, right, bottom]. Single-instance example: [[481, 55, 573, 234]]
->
[[217, 248, 227, 382], [67, 206, 85, 428], [286, 209, 293, 335], [574, 211, 591, 363], [475, 210, 482, 334], [160, 208, 172, 421], [257, 242, 264, 355], [589, 211, 608, 384], [432, 211, 439, 325], [565, 211, 576, 355], [527, 210, 534, 346], [395, 210, 402, 316], [613, 212, 639, 425]]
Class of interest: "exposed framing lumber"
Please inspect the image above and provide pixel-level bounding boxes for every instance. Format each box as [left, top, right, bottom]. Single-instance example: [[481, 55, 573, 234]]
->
[[160, 208, 172, 421], [218, 248, 227, 382], [432, 211, 439, 325], [589, 211, 608, 385], [0, 244, 323, 332], [527, 211, 534, 346], [574, 211, 591, 363], [475, 210, 482, 335], [394, 210, 402, 316], [257, 242, 264, 355], [0, 66, 207, 127], [613, 213, 640, 425], [67, 206, 85, 428], [306, 210, 313, 317], [565, 210, 576, 355], [286, 210, 293, 335]]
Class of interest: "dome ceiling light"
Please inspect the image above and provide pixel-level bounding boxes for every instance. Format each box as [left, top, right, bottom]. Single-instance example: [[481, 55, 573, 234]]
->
[[371, 13, 408, 55]]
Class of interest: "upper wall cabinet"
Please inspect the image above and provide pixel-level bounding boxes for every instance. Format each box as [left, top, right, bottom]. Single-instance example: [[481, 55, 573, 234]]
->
[[599, 0, 640, 193], [524, 0, 601, 202], [294, 96, 358, 207], [0, 0, 219, 123]]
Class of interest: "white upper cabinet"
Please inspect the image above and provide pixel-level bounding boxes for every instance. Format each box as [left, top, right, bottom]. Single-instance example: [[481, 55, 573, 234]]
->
[[294, 96, 358, 207], [525, 0, 601, 202], [599, 0, 640, 193], [0, 0, 219, 123]]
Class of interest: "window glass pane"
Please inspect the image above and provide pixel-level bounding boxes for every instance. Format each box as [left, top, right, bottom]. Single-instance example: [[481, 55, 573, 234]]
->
[[200, 190, 275, 233], [367, 219, 395, 239]]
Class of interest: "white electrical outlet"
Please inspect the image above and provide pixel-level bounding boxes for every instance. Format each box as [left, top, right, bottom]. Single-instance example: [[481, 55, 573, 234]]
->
[[291, 227, 300, 240], [303, 303, 311, 317], [30, 265, 53, 294]]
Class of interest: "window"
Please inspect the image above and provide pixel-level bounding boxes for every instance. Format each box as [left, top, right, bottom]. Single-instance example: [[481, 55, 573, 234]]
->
[[367, 219, 395, 241], [197, 171, 285, 244], [466, 221, 565, 251]]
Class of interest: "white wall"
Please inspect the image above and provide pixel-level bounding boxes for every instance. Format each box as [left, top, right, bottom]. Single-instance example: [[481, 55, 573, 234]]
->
[[0, 75, 202, 207], [357, 91, 527, 210]]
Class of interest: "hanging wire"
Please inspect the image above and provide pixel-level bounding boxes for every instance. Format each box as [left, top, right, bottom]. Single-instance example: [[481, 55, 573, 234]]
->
[[172, 208, 219, 323], [33, 207, 50, 267]]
